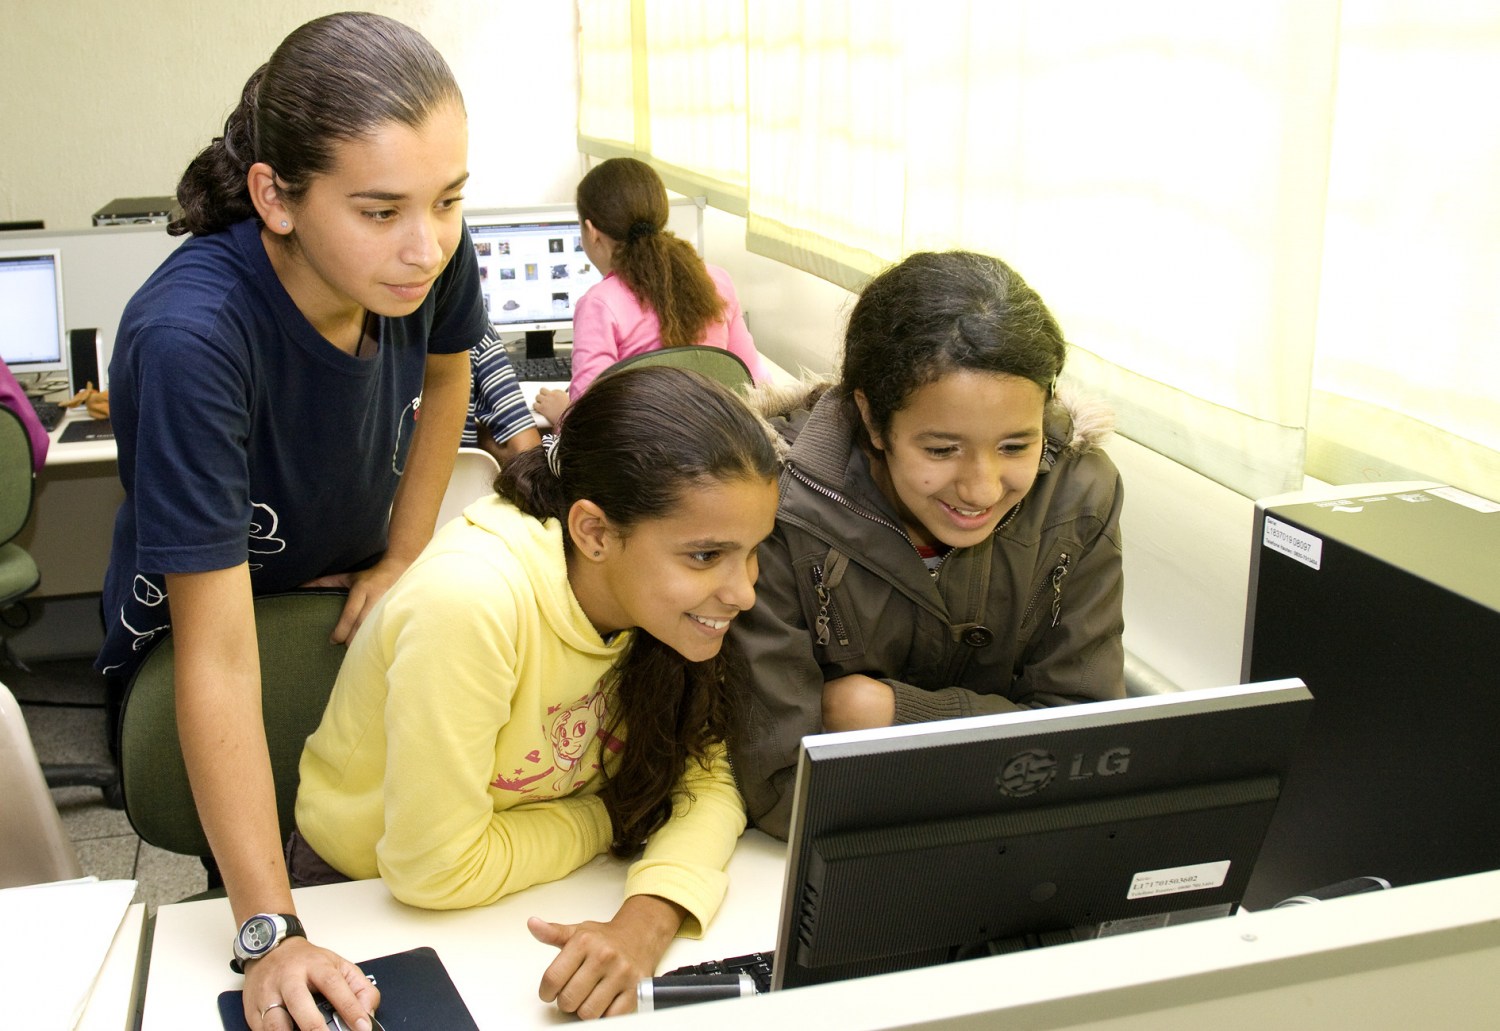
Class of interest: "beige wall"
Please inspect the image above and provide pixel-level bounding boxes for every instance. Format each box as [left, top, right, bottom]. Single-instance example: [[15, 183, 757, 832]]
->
[[0, 0, 582, 229]]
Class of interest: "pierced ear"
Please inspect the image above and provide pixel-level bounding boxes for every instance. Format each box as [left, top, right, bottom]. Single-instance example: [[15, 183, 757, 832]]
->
[[247, 162, 293, 234], [853, 389, 885, 451], [566, 499, 611, 560]]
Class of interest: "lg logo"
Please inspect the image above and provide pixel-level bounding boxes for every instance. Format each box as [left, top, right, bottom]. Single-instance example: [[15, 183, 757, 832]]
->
[[996, 746, 1131, 797]]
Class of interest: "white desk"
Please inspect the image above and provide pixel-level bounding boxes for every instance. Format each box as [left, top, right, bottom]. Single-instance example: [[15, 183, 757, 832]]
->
[[44, 408, 118, 467], [142, 845, 1500, 1030], [142, 832, 786, 1029]]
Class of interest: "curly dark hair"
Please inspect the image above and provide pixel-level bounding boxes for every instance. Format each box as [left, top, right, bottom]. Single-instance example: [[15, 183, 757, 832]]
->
[[840, 250, 1067, 451]]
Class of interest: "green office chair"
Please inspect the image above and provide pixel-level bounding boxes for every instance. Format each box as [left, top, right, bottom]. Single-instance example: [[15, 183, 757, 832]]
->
[[596, 346, 755, 393], [118, 590, 350, 856], [2, 405, 124, 804], [0, 406, 42, 637]]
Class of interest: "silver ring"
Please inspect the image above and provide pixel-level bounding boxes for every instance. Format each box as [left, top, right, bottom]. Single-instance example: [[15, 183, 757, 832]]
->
[[260, 1001, 288, 1019]]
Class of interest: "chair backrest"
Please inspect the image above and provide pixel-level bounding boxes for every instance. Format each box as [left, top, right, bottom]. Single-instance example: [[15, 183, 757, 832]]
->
[[597, 346, 755, 393], [0, 405, 37, 547], [436, 447, 501, 530], [0, 681, 83, 887], [118, 590, 351, 856]]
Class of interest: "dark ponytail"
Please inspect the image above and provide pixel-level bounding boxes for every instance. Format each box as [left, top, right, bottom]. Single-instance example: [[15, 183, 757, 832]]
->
[[496, 366, 779, 854], [575, 158, 726, 349], [170, 12, 463, 237]]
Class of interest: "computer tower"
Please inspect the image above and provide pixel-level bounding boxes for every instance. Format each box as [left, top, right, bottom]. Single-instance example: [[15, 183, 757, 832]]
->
[[1240, 482, 1500, 909]]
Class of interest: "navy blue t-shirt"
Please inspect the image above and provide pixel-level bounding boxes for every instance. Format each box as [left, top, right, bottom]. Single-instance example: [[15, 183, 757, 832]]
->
[[98, 218, 486, 677]]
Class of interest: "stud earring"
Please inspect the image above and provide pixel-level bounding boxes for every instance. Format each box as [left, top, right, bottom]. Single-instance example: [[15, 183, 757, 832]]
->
[[280, 220, 289, 229], [594, 550, 602, 558]]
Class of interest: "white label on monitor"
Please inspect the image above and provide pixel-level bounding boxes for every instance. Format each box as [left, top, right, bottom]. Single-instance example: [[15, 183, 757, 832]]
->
[[1127, 860, 1231, 900], [1426, 486, 1500, 513], [1262, 516, 1322, 570]]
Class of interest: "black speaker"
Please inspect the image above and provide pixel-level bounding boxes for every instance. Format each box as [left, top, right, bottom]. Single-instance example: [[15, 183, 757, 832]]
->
[[69, 327, 101, 393]]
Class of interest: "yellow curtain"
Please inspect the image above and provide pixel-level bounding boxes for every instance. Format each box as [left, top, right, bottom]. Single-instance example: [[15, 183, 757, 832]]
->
[[1307, 2, 1500, 494], [577, 0, 1500, 503], [579, 0, 749, 213]]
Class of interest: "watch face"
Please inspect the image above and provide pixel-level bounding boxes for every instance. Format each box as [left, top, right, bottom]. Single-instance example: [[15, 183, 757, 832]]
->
[[241, 916, 278, 953]]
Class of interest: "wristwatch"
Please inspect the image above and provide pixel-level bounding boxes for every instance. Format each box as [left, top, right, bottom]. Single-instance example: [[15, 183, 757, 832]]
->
[[230, 913, 306, 973]]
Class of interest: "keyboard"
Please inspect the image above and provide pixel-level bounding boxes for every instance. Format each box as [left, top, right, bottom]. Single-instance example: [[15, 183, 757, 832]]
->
[[512, 355, 572, 382], [663, 951, 775, 995], [30, 397, 65, 431]]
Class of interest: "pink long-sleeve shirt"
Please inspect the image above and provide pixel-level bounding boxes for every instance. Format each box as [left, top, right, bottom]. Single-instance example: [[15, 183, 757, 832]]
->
[[567, 265, 770, 399]]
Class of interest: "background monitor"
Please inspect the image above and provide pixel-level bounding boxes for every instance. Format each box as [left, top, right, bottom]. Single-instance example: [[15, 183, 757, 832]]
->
[[466, 208, 604, 359], [772, 679, 1313, 991], [0, 248, 68, 382]]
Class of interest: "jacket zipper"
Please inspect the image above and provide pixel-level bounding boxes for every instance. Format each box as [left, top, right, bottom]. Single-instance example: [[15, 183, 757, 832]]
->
[[1020, 551, 1073, 629], [1049, 553, 1072, 627], [811, 563, 851, 647]]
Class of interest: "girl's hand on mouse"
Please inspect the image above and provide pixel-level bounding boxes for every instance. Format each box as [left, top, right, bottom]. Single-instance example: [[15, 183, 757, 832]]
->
[[527, 895, 686, 1018], [243, 937, 379, 1031], [532, 387, 570, 427]]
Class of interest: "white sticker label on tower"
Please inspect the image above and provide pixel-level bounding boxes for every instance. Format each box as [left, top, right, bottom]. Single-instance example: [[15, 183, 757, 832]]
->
[[1127, 861, 1232, 900], [1263, 516, 1322, 570], [1426, 487, 1500, 514]]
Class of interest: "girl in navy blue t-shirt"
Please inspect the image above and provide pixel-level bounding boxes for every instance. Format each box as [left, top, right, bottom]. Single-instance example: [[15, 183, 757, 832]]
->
[[97, 13, 510, 1031]]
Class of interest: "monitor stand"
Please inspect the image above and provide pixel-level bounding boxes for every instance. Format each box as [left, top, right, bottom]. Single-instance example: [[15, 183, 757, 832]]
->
[[524, 330, 557, 360]]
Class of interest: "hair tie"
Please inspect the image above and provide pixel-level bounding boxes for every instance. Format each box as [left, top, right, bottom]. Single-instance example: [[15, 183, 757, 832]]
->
[[627, 220, 658, 243], [543, 432, 563, 479]]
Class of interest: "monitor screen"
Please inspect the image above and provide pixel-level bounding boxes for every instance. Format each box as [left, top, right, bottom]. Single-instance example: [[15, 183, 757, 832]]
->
[[466, 212, 604, 335], [0, 248, 67, 379], [772, 679, 1313, 991]]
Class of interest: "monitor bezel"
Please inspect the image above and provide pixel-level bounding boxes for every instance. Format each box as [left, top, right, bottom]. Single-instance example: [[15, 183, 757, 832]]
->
[[771, 679, 1313, 990], [0, 247, 68, 380]]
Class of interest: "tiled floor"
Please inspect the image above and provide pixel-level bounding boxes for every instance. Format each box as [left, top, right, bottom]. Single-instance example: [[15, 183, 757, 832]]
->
[[6, 656, 206, 911]]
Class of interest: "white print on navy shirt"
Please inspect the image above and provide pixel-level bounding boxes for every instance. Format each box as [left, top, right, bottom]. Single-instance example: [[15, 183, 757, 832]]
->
[[101, 498, 288, 673], [247, 501, 286, 572], [392, 394, 421, 475]]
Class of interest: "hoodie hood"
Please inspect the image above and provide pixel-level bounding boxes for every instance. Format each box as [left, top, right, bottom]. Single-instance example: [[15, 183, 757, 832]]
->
[[450, 495, 630, 657]]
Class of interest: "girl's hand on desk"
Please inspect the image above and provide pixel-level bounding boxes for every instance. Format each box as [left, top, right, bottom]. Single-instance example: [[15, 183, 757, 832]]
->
[[527, 895, 686, 1019], [243, 936, 380, 1031]]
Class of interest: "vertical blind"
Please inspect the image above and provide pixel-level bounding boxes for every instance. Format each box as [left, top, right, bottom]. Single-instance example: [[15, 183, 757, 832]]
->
[[578, 0, 1500, 502]]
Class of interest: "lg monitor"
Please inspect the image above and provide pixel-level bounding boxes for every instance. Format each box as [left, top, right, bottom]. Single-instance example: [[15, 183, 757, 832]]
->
[[465, 209, 605, 359], [771, 679, 1313, 991], [0, 248, 68, 382]]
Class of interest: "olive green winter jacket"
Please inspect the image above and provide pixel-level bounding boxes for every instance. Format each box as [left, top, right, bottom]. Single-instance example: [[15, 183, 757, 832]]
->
[[730, 384, 1125, 839]]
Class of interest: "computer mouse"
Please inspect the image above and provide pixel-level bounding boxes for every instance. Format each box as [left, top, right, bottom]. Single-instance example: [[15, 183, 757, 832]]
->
[[314, 993, 386, 1031]]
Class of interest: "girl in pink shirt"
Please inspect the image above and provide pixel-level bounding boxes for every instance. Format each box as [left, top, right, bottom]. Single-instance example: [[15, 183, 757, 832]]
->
[[533, 159, 768, 425]]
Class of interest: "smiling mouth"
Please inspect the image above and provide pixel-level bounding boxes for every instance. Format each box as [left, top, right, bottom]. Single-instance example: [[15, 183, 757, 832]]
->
[[942, 501, 991, 519], [689, 614, 733, 630]]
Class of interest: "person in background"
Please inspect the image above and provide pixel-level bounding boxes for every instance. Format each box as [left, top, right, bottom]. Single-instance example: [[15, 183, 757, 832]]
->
[[531, 158, 770, 426], [461, 324, 541, 466], [732, 250, 1126, 838], [96, 13, 488, 1030], [293, 366, 780, 1018], [0, 360, 49, 469]]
